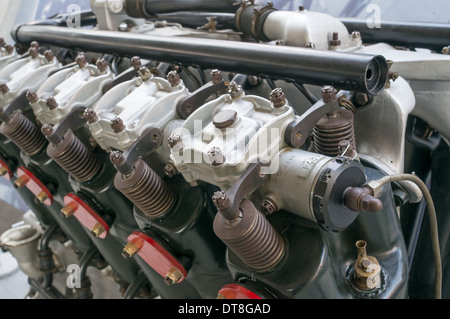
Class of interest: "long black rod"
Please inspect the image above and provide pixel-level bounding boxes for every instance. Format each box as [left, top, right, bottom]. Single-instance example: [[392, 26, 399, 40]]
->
[[340, 18, 450, 52], [12, 25, 388, 95]]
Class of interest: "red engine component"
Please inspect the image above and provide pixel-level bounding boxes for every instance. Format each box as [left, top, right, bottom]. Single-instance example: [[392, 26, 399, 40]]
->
[[123, 231, 188, 285], [217, 284, 263, 299], [14, 166, 53, 206], [62, 193, 110, 239]]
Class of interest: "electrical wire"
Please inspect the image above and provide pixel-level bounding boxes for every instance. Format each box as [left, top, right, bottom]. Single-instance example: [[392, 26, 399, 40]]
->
[[371, 173, 442, 299]]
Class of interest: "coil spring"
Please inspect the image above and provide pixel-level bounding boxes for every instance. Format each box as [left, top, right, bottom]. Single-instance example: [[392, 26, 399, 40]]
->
[[214, 199, 285, 273], [313, 108, 356, 157], [0, 112, 46, 156], [114, 159, 175, 218], [47, 130, 101, 182]]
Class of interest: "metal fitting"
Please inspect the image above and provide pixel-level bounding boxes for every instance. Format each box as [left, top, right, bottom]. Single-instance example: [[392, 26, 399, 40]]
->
[[212, 191, 232, 211], [168, 134, 183, 149], [44, 50, 54, 62], [138, 66, 152, 81], [76, 53, 87, 68], [90, 223, 106, 238], [122, 242, 140, 259], [163, 162, 178, 178], [26, 91, 39, 104], [260, 198, 278, 216], [228, 81, 244, 99], [329, 32, 341, 47], [111, 118, 126, 133], [0, 83, 9, 94], [83, 108, 98, 124], [13, 176, 29, 189], [96, 58, 108, 73], [28, 47, 39, 59], [167, 70, 181, 87], [210, 69, 223, 84], [321, 85, 338, 103], [269, 88, 286, 108], [130, 56, 142, 69], [352, 240, 382, 290], [60, 203, 76, 218], [46, 97, 58, 110], [207, 147, 226, 166], [164, 266, 183, 285], [34, 191, 49, 205]]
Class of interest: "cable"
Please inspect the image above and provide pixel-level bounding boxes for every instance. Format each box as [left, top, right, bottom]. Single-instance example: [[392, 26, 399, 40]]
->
[[368, 173, 442, 299]]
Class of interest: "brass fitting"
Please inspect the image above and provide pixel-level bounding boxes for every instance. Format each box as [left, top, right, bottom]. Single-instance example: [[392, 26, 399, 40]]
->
[[60, 203, 77, 218], [164, 266, 183, 285], [34, 191, 49, 204], [0, 166, 8, 176], [90, 223, 105, 238], [13, 175, 29, 189], [122, 242, 140, 259], [352, 240, 382, 290]]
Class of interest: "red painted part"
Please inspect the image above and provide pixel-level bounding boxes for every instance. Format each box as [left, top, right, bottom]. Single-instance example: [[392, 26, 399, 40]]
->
[[127, 231, 187, 283], [0, 158, 13, 181], [64, 193, 110, 239], [218, 284, 263, 299], [16, 166, 53, 205]]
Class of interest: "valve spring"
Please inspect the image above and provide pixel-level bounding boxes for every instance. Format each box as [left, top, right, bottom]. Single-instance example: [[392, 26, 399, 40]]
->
[[313, 108, 356, 157], [47, 130, 101, 182], [0, 112, 46, 156], [214, 199, 285, 273], [114, 159, 175, 218]]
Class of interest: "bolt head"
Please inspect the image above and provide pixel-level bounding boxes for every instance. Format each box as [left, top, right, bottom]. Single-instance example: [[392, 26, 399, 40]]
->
[[138, 66, 152, 81], [76, 53, 87, 68], [110, 118, 126, 133], [207, 146, 225, 166], [167, 70, 181, 87], [321, 85, 337, 103], [83, 108, 98, 124], [270, 88, 286, 108], [210, 69, 223, 84], [26, 91, 39, 104], [212, 191, 232, 210]]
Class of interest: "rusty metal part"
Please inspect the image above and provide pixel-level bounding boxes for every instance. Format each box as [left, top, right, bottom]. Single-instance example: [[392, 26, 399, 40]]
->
[[329, 32, 341, 47], [28, 47, 39, 59], [210, 69, 223, 84], [212, 162, 270, 221], [111, 127, 162, 175], [0, 112, 47, 156], [83, 108, 98, 124], [207, 147, 226, 166], [269, 88, 286, 108], [46, 97, 58, 110], [285, 87, 344, 148], [111, 117, 126, 133], [260, 198, 278, 216], [114, 158, 175, 218], [96, 58, 108, 73], [352, 240, 382, 290], [138, 66, 152, 81], [344, 185, 383, 213], [130, 56, 141, 69], [167, 70, 180, 87], [46, 129, 101, 182], [0, 83, 9, 94], [313, 108, 356, 157], [213, 198, 285, 273], [163, 161, 178, 178], [26, 91, 39, 104], [76, 53, 87, 68], [44, 50, 54, 62], [176, 78, 228, 119]]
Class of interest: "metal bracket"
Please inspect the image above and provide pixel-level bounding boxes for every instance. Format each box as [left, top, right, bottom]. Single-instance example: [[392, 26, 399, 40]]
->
[[0, 91, 29, 122], [284, 92, 345, 148], [43, 106, 87, 145], [176, 79, 227, 119], [112, 127, 163, 175], [213, 161, 270, 221]]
